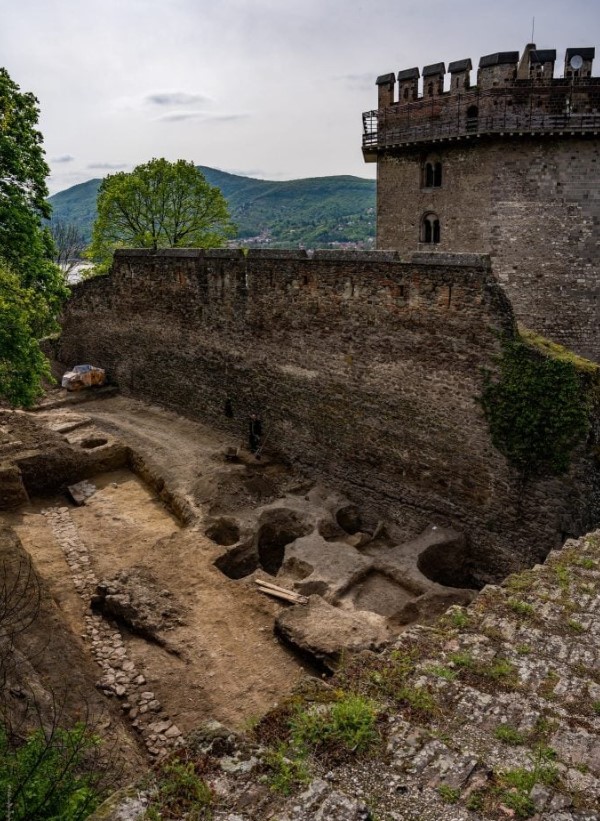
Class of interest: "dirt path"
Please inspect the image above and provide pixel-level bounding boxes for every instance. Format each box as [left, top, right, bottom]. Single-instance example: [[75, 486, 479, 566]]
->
[[7, 397, 310, 732]]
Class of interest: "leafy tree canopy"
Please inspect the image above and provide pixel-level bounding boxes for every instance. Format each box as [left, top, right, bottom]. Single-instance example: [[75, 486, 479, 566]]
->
[[0, 67, 67, 332], [0, 261, 52, 407], [88, 158, 235, 272]]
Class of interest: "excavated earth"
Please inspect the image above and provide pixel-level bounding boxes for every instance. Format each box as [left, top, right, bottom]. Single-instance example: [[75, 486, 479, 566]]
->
[[0, 390, 476, 762], [2, 389, 599, 820]]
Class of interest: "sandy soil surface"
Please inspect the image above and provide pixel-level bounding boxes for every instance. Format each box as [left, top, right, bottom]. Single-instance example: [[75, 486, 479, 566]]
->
[[5, 395, 311, 732]]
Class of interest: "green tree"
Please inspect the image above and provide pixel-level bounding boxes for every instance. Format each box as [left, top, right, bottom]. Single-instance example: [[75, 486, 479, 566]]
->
[[88, 158, 235, 272], [0, 68, 67, 334], [0, 262, 51, 407]]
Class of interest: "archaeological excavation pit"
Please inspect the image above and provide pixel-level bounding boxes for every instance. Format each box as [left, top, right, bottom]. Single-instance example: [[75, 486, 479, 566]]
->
[[208, 494, 481, 669], [78, 435, 109, 450], [1, 396, 571, 757], [2, 448, 307, 737], [338, 570, 418, 618], [210, 508, 313, 579]]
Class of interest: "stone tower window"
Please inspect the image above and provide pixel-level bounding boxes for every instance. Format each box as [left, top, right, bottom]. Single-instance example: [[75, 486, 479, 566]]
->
[[421, 212, 440, 244], [466, 104, 479, 132], [427, 82, 434, 97], [423, 159, 442, 188]]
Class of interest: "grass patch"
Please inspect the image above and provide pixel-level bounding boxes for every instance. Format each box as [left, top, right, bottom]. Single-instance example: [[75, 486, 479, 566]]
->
[[554, 564, 571, 592], [448, 608, 470, 629], [500, 789, 535, 818], [538, 670, 560, 699], [438, 784, 460, 803], [466, 791, 484, 811], [448, 651, 475, 670], [576, 557, 596, 570], [516, 644, 532, 655], [567, 619, 586, 633], [504, 570, 537, 593], [396, 686, 438, 718], [497, 747, 558, 819], [494, 724, 525, 746], [263, 743, 310, 795], [481, 658, 518, 682], [289, 692, 380, 756], [355, 649, 419, 701], [508, 599, 535, 617], [531, 714, 559, 742], [145, 757, 213, 820], [425, 665, 458, 682]]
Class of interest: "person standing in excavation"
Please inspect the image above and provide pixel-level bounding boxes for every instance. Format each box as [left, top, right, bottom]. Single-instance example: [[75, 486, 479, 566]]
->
[[249, 414, 262, 454]]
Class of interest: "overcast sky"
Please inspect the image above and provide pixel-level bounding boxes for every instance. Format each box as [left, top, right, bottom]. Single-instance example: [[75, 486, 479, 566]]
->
[[1, 0, 599, 194]]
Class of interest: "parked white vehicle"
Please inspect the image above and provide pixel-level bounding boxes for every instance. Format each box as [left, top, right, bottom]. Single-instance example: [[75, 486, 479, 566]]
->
[[61, 364, 106, 391]]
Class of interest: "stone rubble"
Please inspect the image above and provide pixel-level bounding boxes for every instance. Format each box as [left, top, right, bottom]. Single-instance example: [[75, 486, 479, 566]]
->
[[42, 505, 182, 758]]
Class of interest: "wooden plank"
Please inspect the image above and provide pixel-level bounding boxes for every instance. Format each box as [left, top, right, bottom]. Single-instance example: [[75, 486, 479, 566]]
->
[[255, 578, 305, 598], [254, 579, 308, 605]]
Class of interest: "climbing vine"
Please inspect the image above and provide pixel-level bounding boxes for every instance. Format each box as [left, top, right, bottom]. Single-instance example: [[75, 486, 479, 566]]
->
[[480, 335, 593, 477]]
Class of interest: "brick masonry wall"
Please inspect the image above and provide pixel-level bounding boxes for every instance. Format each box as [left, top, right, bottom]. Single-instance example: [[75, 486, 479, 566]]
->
[[54, 250, 600, 581], [376, 137, 600, 362]]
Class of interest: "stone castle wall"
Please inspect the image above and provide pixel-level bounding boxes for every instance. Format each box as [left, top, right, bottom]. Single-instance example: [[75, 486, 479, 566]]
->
[[54, 249, 599, 580], [376, 137, 600, 362]]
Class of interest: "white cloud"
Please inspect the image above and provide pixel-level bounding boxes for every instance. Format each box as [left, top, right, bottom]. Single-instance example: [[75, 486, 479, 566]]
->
[[156, 111, 249, 124], [87, 162, 129, 170], [145, 91, 212, 107]]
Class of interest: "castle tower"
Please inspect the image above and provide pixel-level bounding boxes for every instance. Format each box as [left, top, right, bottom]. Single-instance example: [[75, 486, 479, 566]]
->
[[363, 45, 600, 362]]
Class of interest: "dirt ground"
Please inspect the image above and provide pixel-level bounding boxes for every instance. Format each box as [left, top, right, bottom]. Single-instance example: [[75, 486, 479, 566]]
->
[[3, 395, 311, 733]]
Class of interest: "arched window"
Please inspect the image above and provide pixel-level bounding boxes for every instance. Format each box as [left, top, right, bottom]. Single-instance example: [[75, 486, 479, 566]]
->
[[422, 158, 442, 189], [421, 213, 441, 244]]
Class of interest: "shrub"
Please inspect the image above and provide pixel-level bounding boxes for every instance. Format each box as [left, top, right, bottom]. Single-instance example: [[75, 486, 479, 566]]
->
[[0, 723, 103, 820]]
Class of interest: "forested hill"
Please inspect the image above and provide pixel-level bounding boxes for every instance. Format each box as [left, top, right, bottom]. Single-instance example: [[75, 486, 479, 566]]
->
[[48, 166, 376, 249]]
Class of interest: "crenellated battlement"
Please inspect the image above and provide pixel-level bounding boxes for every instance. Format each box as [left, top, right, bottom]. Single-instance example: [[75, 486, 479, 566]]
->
[[364, 44, 600, 156]]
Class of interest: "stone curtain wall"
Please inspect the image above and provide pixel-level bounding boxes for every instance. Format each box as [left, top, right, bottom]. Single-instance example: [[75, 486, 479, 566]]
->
[[376, 137, 600, 362], [55, 250, 598, 579]]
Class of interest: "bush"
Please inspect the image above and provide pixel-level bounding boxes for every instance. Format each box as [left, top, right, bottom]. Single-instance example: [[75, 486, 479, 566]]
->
[[0, 723, 102, 820]]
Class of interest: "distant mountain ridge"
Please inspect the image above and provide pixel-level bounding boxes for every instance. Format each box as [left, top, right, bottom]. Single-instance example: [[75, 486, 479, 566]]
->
[[48, 166, 376, 249]]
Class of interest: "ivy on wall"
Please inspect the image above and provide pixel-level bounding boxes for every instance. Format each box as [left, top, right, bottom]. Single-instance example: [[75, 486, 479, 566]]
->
[[480, 335, 594, 477]]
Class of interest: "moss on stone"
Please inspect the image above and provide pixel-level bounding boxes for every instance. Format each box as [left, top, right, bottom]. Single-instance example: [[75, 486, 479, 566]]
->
[[481, 333, 592, 476]]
